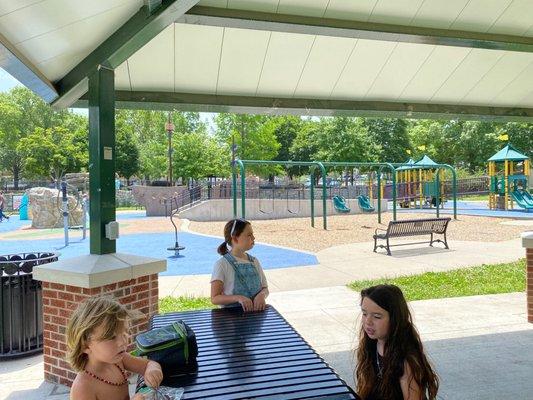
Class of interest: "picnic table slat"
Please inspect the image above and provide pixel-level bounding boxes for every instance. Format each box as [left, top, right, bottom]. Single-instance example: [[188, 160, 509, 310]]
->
[[140, 305, 358, 399]]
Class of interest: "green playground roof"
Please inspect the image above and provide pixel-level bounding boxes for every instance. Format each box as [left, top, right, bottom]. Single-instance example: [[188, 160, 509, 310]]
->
[[414, 155, 439, 169], [488, 144, 529, 162], [396, 158, 416, 171]]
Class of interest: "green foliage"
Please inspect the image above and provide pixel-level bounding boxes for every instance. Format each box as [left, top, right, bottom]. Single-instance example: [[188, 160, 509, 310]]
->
[[173, 130, 230, 181], [115, 119, 140, 182], [348, 259, 525, 301], [18, 126, 87, 179], [215, 113, 280, 176], [364, 118, 410, 163], [159, 296, 214, 313]]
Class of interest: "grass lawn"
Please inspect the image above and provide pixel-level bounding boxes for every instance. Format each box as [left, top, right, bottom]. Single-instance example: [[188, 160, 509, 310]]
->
[[159, 295, 214, 313], [459, 194, 489, 201], [347, 259, 525, 301]]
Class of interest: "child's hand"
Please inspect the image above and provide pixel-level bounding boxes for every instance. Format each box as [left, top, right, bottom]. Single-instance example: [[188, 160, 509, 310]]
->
[[132, 394, 146, 400], [235, 295, 253, 312], [144, 361, 163, 388], [253, 292, 266, 311]]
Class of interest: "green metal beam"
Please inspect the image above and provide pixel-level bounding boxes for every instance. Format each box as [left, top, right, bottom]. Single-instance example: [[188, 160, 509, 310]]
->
[[0, 32, 57, 102], [74, 91, 533, 122], [88, 66, 116, 254], [52, 0, 200, 109], [180, 6, 533, 53]]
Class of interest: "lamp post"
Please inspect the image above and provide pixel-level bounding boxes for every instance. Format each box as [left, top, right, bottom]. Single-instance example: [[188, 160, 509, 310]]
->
[[165, 112, 175, 186]]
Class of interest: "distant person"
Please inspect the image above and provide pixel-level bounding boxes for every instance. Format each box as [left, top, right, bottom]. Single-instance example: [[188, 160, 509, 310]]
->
[[66, 295, 163, 400], [0, 192, 9, 221], [355, 284, 439, 400], [211, 218, 269, 312]]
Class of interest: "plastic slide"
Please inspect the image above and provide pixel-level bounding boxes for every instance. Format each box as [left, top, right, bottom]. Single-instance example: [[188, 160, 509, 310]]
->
[[510, 190, 533, 209], [521, 189, 533, 207], [332, 195, 351, 213], [357, 195, 375, 212]]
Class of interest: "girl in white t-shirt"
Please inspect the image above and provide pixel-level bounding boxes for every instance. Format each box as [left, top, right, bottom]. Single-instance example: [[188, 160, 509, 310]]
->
[[211, 218, 269, 312]]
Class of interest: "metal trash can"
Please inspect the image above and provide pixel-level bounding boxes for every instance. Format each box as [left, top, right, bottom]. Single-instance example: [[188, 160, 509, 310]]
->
[[0, 252, 58, 359]]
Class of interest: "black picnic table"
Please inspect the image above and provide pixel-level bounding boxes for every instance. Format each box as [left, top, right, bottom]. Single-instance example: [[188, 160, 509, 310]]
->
[[137, 305, 359, 400]]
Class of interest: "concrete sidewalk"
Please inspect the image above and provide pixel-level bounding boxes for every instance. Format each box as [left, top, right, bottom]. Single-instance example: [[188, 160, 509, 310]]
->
[[160, 238, 524, 297], [1, 289, 531, 400]]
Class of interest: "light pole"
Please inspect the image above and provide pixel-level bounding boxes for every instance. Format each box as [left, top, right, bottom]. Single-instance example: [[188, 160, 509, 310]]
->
[[165, 112, 175, 185]]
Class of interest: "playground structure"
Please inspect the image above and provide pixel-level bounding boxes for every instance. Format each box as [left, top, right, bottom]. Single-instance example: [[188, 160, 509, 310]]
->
[[395, 155, 448, 210], [488, 144, 532, 211], [232, 159, 457, 229]]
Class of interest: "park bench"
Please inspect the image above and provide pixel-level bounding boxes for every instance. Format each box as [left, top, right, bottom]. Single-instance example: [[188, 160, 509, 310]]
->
[[137, 305, 359, 399], [373, 217, 451, 256]]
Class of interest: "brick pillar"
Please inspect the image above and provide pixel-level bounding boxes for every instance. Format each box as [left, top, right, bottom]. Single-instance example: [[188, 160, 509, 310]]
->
[[522, 232, 533, 323], [33, 253, 166, 387]]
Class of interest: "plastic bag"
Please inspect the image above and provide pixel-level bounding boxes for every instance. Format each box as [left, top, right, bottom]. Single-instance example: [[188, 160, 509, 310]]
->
[[137, 386, 185, 400]]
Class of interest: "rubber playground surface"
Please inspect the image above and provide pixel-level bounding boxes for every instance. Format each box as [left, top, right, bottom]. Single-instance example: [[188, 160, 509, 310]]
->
[[397, 200, 533, 219], [0, 212, 318, 276]]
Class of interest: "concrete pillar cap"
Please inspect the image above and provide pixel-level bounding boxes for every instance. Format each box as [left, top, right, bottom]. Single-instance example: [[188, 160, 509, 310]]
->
[[521, 231, 533, 249], [33, 253, 166, 288]]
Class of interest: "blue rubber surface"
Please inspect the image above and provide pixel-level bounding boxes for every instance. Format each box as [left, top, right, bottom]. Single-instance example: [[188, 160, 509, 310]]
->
[[0, 215, 318, 276], [395, 200, 533, 219]]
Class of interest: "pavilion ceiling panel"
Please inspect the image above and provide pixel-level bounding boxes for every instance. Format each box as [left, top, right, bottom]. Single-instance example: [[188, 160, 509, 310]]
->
[[255, 32, 315, 97], [399, 46, 471, 102], [367, 0, 424, 25], [330, 39, 396, 99], [293, 35, 355, 98], [492, 61, 533, 106], [485, 0, 533, 36], [448, 0, 513, 33], [277, 0, 330, 18], [429, 49, 505, 104], [364, 42, 435, 100], [216, 27, 271, 95], [128, 25, 174, 91], [322, 0, 377, 21], [37, 52, 88, 83], [114, 61, 131, 91], [0, 1, 45, 17], [0, 0, 139, 45], [173, 23, 223, 94], [461, 52, 533, 105], [407, 0, 469, 30], [227, 0, 279, 13], [11, 3, 139, 72]]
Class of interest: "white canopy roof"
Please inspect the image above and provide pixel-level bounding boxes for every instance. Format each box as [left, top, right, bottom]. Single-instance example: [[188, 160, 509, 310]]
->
[[1, 0, 533, 120]]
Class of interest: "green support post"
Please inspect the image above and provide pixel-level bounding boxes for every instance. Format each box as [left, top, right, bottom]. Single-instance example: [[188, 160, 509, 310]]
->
[[435, 170, 440, 218], [391, 168, 397, 221], [232, 168, 237, 217], [309, 173, 315, 228], [241, 166, 246, 219], [316, 162, 327, 230], [444, 164, 457, 219], [88, 66, 116, 254], [377, 172, 381, 223]]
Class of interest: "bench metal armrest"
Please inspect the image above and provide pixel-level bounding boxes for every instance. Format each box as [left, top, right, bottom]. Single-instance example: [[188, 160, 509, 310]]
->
[[374, 227, 387, 235]]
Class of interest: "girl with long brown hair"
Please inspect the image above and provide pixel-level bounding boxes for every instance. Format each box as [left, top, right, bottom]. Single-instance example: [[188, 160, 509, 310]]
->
[[356, 284, 439, 400]]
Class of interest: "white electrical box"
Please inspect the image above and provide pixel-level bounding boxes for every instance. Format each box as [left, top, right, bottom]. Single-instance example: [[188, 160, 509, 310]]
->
[[105, 221, 119, 240]]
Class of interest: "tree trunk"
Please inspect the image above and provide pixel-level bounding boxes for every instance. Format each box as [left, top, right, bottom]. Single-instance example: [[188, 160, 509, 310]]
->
[[13, 165, 19, 190]]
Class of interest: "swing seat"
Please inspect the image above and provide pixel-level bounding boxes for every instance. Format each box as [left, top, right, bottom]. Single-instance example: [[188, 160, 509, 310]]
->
[[332, 195, 350, 213], [358, 195, 375, 212]]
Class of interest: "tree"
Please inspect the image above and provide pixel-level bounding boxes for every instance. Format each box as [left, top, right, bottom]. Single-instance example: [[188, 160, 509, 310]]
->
[[173, 131, 230, 182], [501, 123, 533, 158], [115, 119, 140, 185], [18, 126, 87, 180], [215, 113, 280, 176], [0, 87, 68, 187], [364, 118, 411, 163]]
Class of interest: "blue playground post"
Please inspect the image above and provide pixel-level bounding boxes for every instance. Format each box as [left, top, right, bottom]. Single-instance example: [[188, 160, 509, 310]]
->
[[19, 193, 29, 220]]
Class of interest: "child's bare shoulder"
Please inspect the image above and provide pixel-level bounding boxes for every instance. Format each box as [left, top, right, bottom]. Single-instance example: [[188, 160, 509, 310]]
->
[[70, 373, 97, 400]]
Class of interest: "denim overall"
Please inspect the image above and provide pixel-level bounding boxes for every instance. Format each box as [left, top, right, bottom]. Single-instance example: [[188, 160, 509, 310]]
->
[[223, 253, 262, 300]]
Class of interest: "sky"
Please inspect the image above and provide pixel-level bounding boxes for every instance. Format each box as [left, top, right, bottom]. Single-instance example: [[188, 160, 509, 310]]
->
[[0, 67, 216, 130]]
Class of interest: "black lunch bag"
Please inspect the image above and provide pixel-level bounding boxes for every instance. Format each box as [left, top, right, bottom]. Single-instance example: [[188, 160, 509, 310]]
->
[[134, 321, 198, 375]]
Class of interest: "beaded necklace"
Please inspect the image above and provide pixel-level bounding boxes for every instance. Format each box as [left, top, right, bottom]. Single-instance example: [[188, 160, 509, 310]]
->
[[376, 347, 384, 378], [84, 364, 128, 386]]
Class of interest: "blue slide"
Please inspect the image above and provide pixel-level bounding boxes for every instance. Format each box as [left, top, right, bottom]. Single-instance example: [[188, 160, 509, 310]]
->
[[510, 189, 533, 209]]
